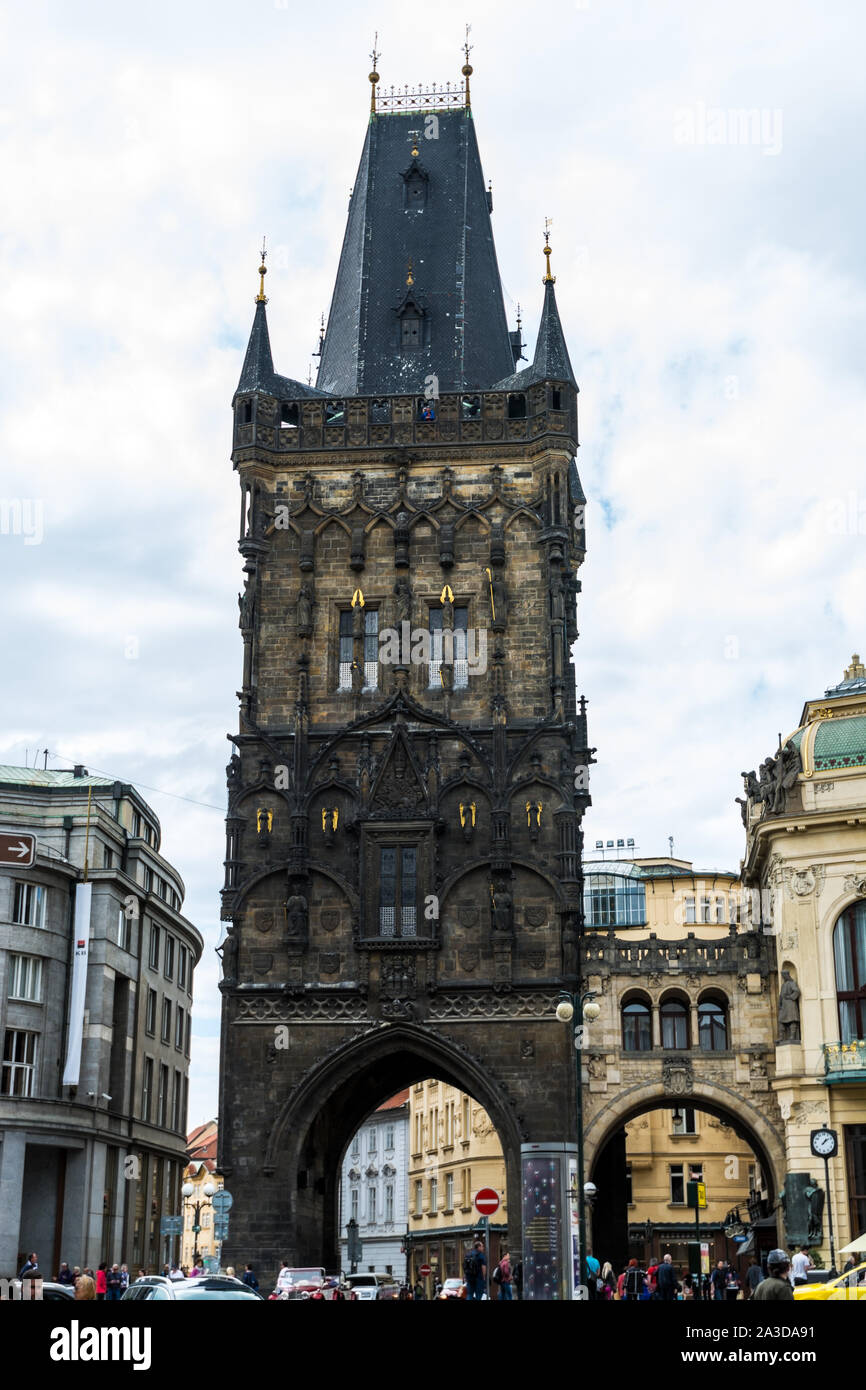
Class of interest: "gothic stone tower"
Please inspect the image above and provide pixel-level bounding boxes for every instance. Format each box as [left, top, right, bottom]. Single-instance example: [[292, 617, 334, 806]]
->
[[218, 63, 592, 1271]]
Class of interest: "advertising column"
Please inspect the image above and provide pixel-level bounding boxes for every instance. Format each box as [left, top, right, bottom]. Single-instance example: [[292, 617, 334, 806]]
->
[[521, 1142, 579, 1300]]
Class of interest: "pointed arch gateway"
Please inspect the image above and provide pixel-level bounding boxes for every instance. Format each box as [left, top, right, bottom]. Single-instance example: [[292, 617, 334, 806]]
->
[[257, 1023, 525, 1270]]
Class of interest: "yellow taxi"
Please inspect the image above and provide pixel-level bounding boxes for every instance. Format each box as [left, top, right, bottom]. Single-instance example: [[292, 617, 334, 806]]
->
[[794, 1261, 866, 1300]]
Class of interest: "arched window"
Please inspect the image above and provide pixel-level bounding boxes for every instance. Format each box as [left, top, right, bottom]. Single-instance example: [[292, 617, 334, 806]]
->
[[661, 997, 689, 1050], [698, 995, 728, 1051], [622, 997, 652, 1052], [834, 901, 866, 1041]]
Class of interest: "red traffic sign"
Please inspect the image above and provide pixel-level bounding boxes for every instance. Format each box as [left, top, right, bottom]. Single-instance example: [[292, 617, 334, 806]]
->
[[474, 1188, 500, 1216], [418, 1264, 432, 1278], [0, 832, 36, 867]]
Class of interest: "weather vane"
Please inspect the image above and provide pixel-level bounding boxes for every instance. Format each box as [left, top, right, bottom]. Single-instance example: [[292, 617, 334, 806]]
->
[[369, 31, 381, 113], [462, 23, 474, 108], [543, 218, 555, 283], [256, 236, 268, 303]]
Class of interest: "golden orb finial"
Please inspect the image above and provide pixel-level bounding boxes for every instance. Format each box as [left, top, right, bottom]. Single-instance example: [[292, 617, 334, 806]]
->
[[463, 23, 473, 107], [406, 258, 414, 288], [369, 32, 381, 113], [256, 236, 268, 303], [542, 217, 555, 283]]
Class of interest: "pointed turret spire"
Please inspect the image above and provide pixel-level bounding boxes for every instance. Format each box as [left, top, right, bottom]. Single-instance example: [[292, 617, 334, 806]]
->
[[492, 229, 577, 390], [234, 244, 327, 401]]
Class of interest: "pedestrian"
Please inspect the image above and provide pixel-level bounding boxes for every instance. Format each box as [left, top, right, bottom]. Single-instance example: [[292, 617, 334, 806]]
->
[[656, 1253, 679, 1302], [120, 1264, 130, 1292], [725, 1266, 741, 1301], [95, 1263, 108, 1300], [225, 1266, 235, 1278], [276, 1260, 292, 1295], [494, 1248, 514, 1300], [746, 1257, 764, 1297], [331, 1283, 346, 1301], [464, 1240, 487, 1300], [56, 1262, 75, 1286], [75, 1274, 96, 1301], [623, 1258, 643, 1302], [18, 1252, 38, 1280], [106, 1264, 124, 1300], [791, 1245, 813, 1286], [137, 1267, 146, 1280], [189, 1259, 204, 1278], [600, 1261, 616, 1299], [585, 1248, 601, 1298], [241, 1264, 259, 1292], [72, 1266, 82, 1286], [843, 1253, 858, 1273], [751, 1249, 794, 1302], [681, 1271, 694, 1301], [710, 1260, 727, 1301]]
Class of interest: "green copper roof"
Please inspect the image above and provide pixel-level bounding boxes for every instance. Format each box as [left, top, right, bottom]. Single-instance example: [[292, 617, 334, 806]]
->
[[0, 765, 117, 788], [813, 715, 866, 770]]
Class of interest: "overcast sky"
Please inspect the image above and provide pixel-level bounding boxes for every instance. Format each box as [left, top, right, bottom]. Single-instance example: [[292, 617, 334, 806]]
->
[[1, 0, 863, 1125]]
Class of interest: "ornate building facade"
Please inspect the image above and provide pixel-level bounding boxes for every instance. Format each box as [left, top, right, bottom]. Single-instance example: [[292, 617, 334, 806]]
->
[[217, 55, 591, 1276], [338, 1090, 409, 1279]]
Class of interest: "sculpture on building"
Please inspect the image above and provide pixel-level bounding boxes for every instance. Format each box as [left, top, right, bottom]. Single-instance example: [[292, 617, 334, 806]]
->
[[217, 928, 239, 983], [778, 970, 801, 1041]]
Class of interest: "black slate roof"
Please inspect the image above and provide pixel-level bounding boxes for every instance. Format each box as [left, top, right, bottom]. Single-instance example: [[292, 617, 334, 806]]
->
[[315, 110, 516, 396], [492, 279, 577, 391], [234, 300, 327, 401]]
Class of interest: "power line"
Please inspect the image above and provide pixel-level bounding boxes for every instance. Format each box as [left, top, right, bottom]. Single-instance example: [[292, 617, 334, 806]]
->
[[45, 751, 226, 814]]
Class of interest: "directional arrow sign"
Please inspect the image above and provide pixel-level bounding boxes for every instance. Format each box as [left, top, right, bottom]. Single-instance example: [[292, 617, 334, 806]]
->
[[0, 833, 36, 867], [474, 1187, 500, 1216]]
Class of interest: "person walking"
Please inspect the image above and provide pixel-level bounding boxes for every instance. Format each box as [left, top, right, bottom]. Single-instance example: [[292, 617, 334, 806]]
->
[[241, 1264, 259, 1293], [464, 1240, 487, 1300], [75, 1275, 96, 1300], [495, 1249, 514, 1300], [600, 1261, 616, 1299], [623, 1258, 643, 1302], [18, 1252, 38, 1280], [751, 1249, 794, 1301], [56, 1262, 74, 1286], [585, 1250, 601, 1299], [791, 1245, 813, 1286], [276, 1260, 293, 1295], [725, 1266, 741, 1301], [656, 1253, 679, 1302], [95, 1263, 107, 1300], [120, 1264, 130, 1292], [106, 1264, 124, 1300], [710, 1260, 727, 1301], [745, 1258, 764, 1298]]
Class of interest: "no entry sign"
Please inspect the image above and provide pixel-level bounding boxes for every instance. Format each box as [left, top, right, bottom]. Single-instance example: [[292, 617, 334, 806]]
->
[[474, 1187, 500, 1216], [0, 832, 35, 867], [418, 1263, 432, 1278]]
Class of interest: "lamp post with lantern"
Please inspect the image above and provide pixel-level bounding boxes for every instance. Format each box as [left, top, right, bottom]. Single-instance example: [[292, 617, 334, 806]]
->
[[555, 989, 601, 1294], [181, 1179, 215, 1268]]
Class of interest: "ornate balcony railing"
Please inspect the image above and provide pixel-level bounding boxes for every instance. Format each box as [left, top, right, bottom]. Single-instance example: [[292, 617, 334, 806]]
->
[[823, 1039, 866, 1082]]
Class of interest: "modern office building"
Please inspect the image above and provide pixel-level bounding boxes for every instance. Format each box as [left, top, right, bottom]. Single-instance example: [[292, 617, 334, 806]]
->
[[0, 765, 203, 1276]]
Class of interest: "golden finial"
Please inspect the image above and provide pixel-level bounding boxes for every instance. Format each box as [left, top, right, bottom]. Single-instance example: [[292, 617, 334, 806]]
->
[[845, 653, 865, 680], [543, 218, 555, 283], [410, 130, 420, 157], [369, 32, 381, 114], [256, 237, 268, 303], [462, 23, 473, 108], [406, 258, 414, 288]]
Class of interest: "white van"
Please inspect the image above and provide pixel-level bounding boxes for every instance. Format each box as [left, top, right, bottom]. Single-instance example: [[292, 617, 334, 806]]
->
[[343, 1272, 395, 1302]]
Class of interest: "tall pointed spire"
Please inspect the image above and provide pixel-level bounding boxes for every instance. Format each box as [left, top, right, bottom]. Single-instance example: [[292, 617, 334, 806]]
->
[[236, 246, 275, 396], [492, 231, 577, 391]]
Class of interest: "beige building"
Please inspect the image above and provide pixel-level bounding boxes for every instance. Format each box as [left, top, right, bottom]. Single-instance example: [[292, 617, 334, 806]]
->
[[407, 1079, 507, 1291], [181, 1120, 224, 1269], [743, 655, 866, 1260]]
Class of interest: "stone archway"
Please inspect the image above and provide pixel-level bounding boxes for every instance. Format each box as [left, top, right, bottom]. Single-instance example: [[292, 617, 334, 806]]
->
[[584, 1081, 785, 1269], [229, 1023, 524, 1275]]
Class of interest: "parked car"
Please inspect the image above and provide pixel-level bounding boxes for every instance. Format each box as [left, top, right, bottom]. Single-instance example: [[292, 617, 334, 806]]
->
[[122, 1275, 261, 1301], [437, 1278, 466, 1300], [343, 1273, 395, 1302], [794, 1261, 866, 1300], [278, 1267, 330, 1300], [3, 1280, 74, 1302]]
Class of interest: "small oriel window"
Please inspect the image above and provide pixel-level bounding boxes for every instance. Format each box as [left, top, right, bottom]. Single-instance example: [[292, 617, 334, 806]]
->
[[401, 317, 421, 348]]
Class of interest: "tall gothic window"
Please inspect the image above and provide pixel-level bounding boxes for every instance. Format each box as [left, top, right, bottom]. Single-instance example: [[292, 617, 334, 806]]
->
[[834, 901, 866, 1040], [429, 606, 469, 689], [379, 847, 418, 937], [338, 608, 379, 692]]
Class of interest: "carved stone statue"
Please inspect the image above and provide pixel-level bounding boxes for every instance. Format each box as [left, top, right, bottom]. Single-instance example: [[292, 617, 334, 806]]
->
[[286, 893, 308, 937], [226, 754, 242, 789], [394, 578, 412, 624], [217, 929, 238, 982], [490, 574, 507, 628], [441, 593, 454, 630], [550, 576, 565, 622], [351, 659, 364, 695], [741, 769, 761, 801], [297, 584, 313, 634], [805, 1182, 825, 1244], [238, 582, 255, 630], [778, 970, 801, 1041], [770, 740, 801, 814], [492, 885, 513, 933]]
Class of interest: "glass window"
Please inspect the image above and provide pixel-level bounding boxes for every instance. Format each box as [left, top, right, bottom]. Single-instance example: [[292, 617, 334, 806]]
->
[[661, 999, 689, 1050], [116, 906, 131, 951], [845, 1126, 866, 1241], [2, 1029, 37, 1095], [698, 999, 728, 1051], [379, 846, 418, 937], [157, 1064, 168, 1127], [669, 1164, 685, 1205], [363, 608, 378, 691], [429, 1177, 438, 1213], [446, 1172, 454, 1210], [338, 610, 353, 691], [671, 1107, 697, 1135], [177, 945, 186, 991], [164, 935, 175, 980], [351, 1188, 359, 1221], [385, 1124, 395, 1150], [414, 1180, 423, 1215], [8, 954, 43, 1002], [172, 1070, 182, 1130], [584, 872, 646, 927], [141, 1057, 153, 1121], [175, 1006, 185, 1051], [368, 1186, 376, 1223], [684, 896, 696, 924], [622, 1000, 652, 1052], [385, 1184, 394, 1223], [352, 1133, 360, 1158], [834, 902, 866, 1041], [162, 998, 172, 1043], [13, 882, 46, 927], [148, 923, 161, 969], [145, 988, 157, 1035], [368, 1127, 377, 1154], [429, 606, 469, 689]]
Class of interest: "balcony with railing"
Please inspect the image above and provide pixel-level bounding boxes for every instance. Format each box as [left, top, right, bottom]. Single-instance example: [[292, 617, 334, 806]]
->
[[823, 1039, 866, 1083]]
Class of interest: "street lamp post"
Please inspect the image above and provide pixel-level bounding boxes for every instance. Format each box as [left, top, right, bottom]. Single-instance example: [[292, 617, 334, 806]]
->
[[181, 1180, 215, 1268], [555, 989, 601, 1296]]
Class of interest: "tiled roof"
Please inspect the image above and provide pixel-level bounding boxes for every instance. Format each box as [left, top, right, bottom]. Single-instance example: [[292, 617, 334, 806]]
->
[[377, 1089, 410, 1110]]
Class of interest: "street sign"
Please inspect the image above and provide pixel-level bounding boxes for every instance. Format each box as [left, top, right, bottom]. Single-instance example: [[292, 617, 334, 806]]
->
[[474, 1187, 500, 1216], [419, 1263, 432, 1278], [160, 1215, 183, 1236], [214, 1218, 230, 1241], [700, 1241, 710, 1274], [0, 832, 35, 867], [687, 1180, 707, 1211], [192, 1224, 201, 1234], [211, 1189, 234, 1213]]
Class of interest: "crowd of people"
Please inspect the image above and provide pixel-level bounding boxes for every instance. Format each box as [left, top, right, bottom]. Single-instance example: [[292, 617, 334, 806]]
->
[[584, 1246, 831, 1301], [13, 1250, 240, 1298]]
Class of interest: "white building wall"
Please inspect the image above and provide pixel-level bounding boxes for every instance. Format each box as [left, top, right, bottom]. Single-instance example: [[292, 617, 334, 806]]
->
[[339, 1102, 408, 1280]]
